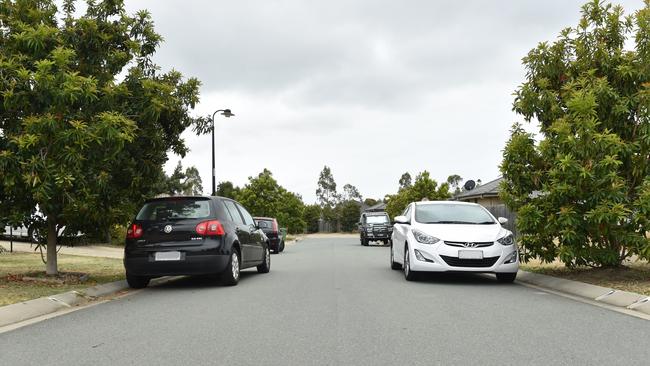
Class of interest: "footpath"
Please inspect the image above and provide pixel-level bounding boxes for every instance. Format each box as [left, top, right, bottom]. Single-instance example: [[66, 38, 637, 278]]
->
[[0, 241, 123, 259]]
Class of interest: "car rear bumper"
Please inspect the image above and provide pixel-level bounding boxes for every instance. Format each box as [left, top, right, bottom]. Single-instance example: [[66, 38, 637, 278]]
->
[[124, 253, 230, 276], [268, 237, 282, 250]]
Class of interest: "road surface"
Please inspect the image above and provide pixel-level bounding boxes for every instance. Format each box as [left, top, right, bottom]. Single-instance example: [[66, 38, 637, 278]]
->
[[1, 236, 649, 365]]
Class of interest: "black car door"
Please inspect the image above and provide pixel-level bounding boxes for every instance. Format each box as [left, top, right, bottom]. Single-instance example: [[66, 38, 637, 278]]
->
[[235, 203, 264, 263], [222, 200, 253, 263]]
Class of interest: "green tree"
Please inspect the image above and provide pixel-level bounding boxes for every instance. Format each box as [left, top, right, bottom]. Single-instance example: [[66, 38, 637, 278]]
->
[[339, 201, 361, 232], [447, 174, 463, 195], [160, 162, 203, 196], [236, 169, 306, 234], [303, 204, 321, 233], [342, 183, 362, 201], [363, 198, 379, 207], [316, 166, 339, 207], [0, 0, 203, 274], [216, 181, 240, 199], [500, 0, 650, 267], [385, 171, 451, 219], [398, 172, 412, 191]]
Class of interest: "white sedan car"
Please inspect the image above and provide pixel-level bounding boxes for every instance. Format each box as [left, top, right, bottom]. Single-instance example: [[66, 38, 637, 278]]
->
[[390, 201, 519, 282]]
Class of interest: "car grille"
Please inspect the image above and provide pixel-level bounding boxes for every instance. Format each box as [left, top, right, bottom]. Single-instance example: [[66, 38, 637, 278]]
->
[[444, 241, 494, 248], [440, 255, 500, 268]]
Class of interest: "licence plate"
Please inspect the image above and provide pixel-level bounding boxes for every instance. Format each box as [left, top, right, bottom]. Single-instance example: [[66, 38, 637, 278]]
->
[[154, 251, 181, 261], [458, 250, 483, 259]]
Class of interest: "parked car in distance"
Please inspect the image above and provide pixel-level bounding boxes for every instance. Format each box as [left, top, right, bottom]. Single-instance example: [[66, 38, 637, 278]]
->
[[123, 196, 271, 288], [359, 211, 392, 246], [390, 201, 519, 283], [253, 217, 284, 253]]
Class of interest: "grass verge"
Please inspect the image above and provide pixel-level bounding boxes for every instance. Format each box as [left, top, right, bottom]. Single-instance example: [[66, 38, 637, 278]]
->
[[0, 251, 124, 306], [521, 259, 650, 296]]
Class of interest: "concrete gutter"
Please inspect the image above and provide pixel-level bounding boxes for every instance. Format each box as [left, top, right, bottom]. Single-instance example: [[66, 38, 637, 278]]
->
[[517, 270, 650, 317]]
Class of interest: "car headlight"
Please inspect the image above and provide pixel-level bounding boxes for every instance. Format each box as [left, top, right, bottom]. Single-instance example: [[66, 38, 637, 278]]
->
[[497, 234, 514, 246], [412, 229, 440, 244]]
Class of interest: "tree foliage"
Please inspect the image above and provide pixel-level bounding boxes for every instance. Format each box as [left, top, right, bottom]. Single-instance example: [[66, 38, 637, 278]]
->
[[0, 0, 203, 274], [216, 181, 240, 199], [398, 172, 412, 191], [447, 174, 463, 195], [316, 166, 339, 208], [500, 0, 650, 267], [385, 171, 451, 219], [235, 169, 306, 234], [303, 204, 321, 233], [160, 162, 203, 196]]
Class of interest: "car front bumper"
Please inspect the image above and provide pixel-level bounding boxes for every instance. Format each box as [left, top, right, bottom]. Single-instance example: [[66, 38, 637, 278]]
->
[[408, 242, 519, 273]]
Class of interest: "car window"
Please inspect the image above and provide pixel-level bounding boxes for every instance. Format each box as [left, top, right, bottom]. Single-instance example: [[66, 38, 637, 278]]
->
[[223, 200, 244, 225], [403, 205, 411, 219], [257, 220, 272, 229], [236, 204, 255, 225], [366, 215, 389, 224], [414, 204, 495, 224], [136, 199, 211, 221]]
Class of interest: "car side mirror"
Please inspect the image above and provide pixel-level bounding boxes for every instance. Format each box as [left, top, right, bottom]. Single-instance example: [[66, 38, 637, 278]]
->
[[394, 215, 409, 224], [498, 217, 508, 225]]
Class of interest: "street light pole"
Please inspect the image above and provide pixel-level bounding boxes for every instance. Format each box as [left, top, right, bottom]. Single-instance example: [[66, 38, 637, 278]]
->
[[210, 109, 234, 196]]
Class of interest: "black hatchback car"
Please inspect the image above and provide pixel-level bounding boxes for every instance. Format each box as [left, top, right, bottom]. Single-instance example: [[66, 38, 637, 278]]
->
[[123, 196, 270, 288]]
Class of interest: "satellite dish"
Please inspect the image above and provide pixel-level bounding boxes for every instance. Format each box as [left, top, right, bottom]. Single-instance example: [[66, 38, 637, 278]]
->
[[464, 180, 476, 191]]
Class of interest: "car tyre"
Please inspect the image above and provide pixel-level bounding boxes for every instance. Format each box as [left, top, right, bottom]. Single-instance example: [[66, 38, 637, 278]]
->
[[257, 246, 271, 273], [279, 240, 285, 252], [361, 237, 369, 246], [126, 273, 150, 289], [390, 244, 401, 270], [404, 247, 418, 281], [496, 272, 517, 283], [221, 249, 240, 286]]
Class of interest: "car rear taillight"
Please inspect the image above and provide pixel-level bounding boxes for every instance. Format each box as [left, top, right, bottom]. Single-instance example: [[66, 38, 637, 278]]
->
[[272, 219, 278, 233], [126, 224, 143, 239], [196, 220, 225, 236]]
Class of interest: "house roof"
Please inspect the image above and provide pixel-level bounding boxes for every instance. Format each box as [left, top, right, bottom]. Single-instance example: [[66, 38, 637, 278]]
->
[[454, 177, 503, 201]]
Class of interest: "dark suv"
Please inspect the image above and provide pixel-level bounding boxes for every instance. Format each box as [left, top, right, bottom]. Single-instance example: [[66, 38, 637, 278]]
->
[[253, 217, 284, 253], [123, 196, 271, 288], [359, 211, 392, 246]]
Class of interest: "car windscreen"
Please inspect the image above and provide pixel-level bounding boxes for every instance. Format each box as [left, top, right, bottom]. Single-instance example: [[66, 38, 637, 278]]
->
[[256, 220, 273, 229], [366, 215, 389, 224], [136, 199, 211, 221], [414, 204, 495, 224]]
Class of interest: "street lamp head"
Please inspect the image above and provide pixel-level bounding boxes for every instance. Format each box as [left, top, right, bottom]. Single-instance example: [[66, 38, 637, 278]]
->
[[221, 109, 234, 118]]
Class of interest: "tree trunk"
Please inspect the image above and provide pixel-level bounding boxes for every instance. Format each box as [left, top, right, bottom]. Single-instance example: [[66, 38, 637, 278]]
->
[[46, 218, 58, 276], [105, 227, 111, 244]]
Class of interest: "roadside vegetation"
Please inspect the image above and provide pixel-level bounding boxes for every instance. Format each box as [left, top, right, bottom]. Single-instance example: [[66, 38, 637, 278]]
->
[[501, 0, 650, 268], [0, 252, 124, 306]]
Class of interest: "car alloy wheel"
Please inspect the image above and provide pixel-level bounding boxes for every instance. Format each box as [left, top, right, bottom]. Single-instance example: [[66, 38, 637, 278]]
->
[[404, 247, 417, 281], [231, 252, 240, 280]]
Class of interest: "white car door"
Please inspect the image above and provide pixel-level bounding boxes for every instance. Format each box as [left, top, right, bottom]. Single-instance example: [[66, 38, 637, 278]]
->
[[392, 204, 412, 264]]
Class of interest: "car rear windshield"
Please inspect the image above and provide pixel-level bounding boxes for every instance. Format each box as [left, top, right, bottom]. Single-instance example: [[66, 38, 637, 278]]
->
[[414, 204, 495, 224], [366, 215, 389, 224], [256, 220, 273, 229], [136, 199, 211, 221]]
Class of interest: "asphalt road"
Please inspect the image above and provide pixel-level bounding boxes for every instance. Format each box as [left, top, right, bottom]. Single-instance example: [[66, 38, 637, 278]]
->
[[1, 236, 649, 365]]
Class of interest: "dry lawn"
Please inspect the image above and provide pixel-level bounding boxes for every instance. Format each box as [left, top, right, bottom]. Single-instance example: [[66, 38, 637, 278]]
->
[[521, 258, 650, 296], [0, 251, 124, 306]]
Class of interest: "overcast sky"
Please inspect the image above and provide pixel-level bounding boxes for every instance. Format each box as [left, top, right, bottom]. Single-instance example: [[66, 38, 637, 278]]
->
[[123, 0, 644, 203]]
